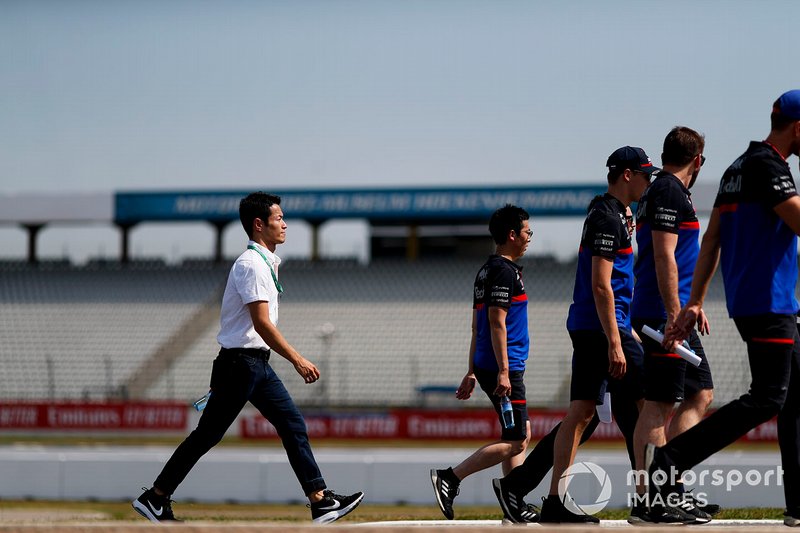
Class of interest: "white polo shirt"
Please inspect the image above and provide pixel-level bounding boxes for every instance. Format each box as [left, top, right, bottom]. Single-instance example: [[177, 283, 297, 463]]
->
[[216, 241, 281, 350]]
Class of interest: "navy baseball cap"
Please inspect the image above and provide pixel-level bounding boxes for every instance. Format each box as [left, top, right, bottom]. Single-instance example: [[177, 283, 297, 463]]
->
[[606, 146, 660, 175], [774, 90, 800, 120]]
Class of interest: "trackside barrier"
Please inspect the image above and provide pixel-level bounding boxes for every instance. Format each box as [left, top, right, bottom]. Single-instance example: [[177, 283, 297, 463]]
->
[[0, 402, 186, 431], [239, 408, 780, 442], [0, 447, 784, 508], [0, 402, 783, 507], [0, 402, 780, 442]]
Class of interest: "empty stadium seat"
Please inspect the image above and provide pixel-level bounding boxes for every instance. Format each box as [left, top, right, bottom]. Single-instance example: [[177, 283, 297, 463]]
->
[[0, 257, 785, 408]]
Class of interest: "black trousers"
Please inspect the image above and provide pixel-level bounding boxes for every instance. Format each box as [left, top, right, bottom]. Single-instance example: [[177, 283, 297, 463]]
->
[[154, 348, 326, 496], [659, 313, 800, 510]]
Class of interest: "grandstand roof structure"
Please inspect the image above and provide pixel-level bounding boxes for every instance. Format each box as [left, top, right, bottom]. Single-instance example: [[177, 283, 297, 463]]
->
[[1, 183, 718, 263]]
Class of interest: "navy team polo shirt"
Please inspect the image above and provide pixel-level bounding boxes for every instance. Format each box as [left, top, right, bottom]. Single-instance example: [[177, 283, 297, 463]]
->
[[715, 141, 799, 318], [473, 255, 529, 372], [567, 193, 634, 332], [632, 172, 700, 320]]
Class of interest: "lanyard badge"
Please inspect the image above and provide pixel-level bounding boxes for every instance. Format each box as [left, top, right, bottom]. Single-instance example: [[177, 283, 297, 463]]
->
[[247, 245, 284, 294]]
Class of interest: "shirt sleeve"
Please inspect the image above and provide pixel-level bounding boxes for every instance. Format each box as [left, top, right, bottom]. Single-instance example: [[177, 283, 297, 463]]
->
[[232, 259, 273, 305], [648, 181, 684, 234], [486, 265, 516, 309], [587, 210, 622, 259], [750, 156, 798, 208]]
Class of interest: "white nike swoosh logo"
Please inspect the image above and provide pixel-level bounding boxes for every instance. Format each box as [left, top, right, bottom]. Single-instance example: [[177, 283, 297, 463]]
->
[[317, 500, 341, 511], [149, 503, 163, 516]]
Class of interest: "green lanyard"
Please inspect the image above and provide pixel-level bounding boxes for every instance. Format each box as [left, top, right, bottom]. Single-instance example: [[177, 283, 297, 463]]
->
[[247, 245, 284, 294]]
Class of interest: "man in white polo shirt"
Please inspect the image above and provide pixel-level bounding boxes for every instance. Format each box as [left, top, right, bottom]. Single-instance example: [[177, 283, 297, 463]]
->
[[133, 192, 364, 524]]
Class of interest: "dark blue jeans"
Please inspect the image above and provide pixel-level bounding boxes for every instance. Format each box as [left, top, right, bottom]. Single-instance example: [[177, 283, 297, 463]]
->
[[154, 348, 326, 496]]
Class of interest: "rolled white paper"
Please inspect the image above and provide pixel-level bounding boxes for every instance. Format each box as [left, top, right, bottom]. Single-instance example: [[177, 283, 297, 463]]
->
[[641, 325, 702, 367]]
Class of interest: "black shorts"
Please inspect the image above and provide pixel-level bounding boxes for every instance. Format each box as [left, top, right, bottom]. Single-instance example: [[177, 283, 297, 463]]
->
[[568, 328, 645, 403], [474, 366, 528, 441], [632, 318, 714, 403]]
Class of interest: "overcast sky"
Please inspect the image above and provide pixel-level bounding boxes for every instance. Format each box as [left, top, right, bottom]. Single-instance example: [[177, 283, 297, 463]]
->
[[1, 0, 798, 263]]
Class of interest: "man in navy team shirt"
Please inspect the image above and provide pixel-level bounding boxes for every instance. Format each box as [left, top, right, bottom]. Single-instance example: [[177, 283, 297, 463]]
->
[[630, 127, 715, 524], [537, 146, 655, 523], [430, 204, 535, 521], [658, 90, 800, 526]]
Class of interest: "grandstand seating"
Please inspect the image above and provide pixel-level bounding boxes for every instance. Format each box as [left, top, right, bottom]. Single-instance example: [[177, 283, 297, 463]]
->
[[0, 261, 228, 400], [0, 257, 782, 408]]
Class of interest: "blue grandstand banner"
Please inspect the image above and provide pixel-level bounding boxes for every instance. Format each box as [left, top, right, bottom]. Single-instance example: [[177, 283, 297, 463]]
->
[[114, 186, 606, 223]]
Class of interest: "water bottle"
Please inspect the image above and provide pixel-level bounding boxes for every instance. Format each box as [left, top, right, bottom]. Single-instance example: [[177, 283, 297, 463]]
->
[[596, 391, 612, 423], [192, 391, 212, 411], [500, 395, 515, 429]]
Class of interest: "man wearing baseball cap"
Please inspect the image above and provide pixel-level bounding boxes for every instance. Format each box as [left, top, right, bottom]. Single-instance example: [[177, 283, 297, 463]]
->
[[657, 90, 800, 526], [606, 146, 661, 175], [534, 146, 656, 523], [494, 146, 658, 524]]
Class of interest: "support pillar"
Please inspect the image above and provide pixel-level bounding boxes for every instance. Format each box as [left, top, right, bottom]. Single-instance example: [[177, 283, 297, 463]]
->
[[115, 222, 137, 264], [309, 220, 325, 262], [22, 223, 46, 265], [209, 220, 231, 264], [311, 222, 320, 262], [406, 224, 419, 262]]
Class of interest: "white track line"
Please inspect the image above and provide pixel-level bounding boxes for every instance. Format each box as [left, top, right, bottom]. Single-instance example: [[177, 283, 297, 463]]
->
[[357, 519, 786, 528]]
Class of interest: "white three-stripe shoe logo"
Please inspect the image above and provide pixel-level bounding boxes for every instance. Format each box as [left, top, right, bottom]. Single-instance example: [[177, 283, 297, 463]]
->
[[678, 501, 696, 511], [508, 492, 519, 510]]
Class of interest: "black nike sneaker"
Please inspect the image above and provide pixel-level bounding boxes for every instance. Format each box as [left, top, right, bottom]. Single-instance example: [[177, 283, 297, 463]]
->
[[132, 487, 180, 523], [310, 489, 364, 524]]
